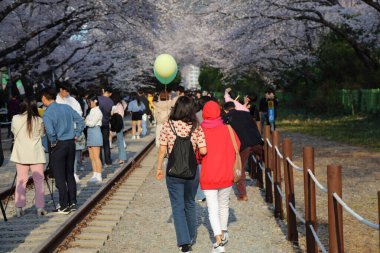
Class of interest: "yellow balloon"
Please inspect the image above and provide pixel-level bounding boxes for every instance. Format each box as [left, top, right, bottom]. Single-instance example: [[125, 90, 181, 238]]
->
[[154, 54, 177, 78]]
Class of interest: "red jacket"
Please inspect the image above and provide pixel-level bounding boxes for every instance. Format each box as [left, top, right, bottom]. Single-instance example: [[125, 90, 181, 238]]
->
[[200, 124, 240, 190]]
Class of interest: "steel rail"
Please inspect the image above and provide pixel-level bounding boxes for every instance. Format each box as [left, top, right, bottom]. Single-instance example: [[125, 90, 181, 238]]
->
[[34, 138, 155, 253], [0, 127, 132, 201]]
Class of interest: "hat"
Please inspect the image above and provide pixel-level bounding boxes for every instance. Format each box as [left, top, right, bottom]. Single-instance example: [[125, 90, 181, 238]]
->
[[202, 101, 220, 120]]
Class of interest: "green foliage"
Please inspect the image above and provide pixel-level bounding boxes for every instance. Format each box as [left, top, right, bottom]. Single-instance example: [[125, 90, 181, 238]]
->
[[278, 33, 380, 114], [198, 66, 224, 92]]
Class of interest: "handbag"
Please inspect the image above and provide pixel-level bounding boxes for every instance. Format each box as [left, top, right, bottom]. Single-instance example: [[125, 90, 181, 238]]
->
[[227, 125, 242, 183]]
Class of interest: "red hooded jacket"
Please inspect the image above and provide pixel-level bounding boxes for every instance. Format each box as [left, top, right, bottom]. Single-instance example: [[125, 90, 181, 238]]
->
[[200, 101, 240, 190]]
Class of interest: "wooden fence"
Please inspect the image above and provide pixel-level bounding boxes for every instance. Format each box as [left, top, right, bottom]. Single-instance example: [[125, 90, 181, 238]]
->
[[250, 125, 380, 253]]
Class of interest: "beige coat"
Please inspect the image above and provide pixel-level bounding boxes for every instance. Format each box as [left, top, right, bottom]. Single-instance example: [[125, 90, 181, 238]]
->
[[10, 113, 46, 164], [154, 100, 175, 125]]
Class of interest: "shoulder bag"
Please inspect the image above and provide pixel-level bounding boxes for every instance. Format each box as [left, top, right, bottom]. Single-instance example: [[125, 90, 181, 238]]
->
[[227, 125, 242, 182]]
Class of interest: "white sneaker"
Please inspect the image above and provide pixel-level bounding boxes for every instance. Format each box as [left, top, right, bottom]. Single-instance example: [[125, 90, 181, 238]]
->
[[96, 173, 102, 182], [74, 173, 80, 183], [88, 176, 98, 183], [136, 135, 140, 139], [211, 243, 225, 253], [221, 232, 229, 246], [37, 208, 47, 216], [131, 135, 136, 140], [16, 207, 24, 217]]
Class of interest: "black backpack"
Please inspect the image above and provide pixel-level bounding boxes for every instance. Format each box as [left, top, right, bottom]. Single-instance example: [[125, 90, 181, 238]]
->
[[110, 113, 124, 132], [166, 121, 198, 180]]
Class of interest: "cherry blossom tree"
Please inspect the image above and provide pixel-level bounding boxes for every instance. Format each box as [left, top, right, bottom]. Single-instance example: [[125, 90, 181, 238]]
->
[[0, 0, 378, 89]]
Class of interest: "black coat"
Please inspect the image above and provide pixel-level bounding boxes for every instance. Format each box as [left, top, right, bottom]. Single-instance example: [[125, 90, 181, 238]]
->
[[223, 109, 263, 152]]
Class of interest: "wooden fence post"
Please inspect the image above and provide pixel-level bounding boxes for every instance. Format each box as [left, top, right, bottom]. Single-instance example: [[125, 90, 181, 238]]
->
[[264, 125, 273, 203], [282, 138, 298, 243], [256, 150, 264, 189], [377, 191, 380, 248], [272, 130, 283, 219], [303, 147, 317, 253], [327, 165, 344, 253]]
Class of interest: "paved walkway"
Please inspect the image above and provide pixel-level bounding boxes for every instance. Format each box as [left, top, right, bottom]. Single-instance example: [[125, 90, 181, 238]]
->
[[100, 150, 301, 253]]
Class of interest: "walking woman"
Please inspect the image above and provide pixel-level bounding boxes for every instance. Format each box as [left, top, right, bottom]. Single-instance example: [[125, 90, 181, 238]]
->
[[153, 91, 175, 147], [10, 98, 47, 217], [156, 96, 207, 253], [200, 101, 240, 253], [85, 95, 103, 183], [111, 92, 127, 164], [127, 92, 145, 139]]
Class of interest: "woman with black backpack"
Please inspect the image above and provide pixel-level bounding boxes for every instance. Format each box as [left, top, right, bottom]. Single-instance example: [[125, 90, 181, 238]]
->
[[156, 96, 207, 253]]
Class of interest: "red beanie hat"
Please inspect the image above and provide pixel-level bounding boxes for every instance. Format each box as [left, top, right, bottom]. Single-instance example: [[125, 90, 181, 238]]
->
[[202, 101, 221, 120]]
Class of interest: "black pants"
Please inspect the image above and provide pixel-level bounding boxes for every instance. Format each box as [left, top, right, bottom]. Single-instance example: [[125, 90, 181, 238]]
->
[[50, 139, 76, 208], [101, 125, 112, 165]]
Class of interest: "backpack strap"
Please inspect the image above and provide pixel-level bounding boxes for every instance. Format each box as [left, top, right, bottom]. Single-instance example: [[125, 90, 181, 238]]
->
[[168, 120, 178, 137], [168, 120, 194, 138]]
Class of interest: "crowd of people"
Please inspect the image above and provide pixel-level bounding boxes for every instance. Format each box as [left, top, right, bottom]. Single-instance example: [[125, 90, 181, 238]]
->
[[154, 86, 277, 253], [5, 79, 278, 252], [9, 82, 133, 215]]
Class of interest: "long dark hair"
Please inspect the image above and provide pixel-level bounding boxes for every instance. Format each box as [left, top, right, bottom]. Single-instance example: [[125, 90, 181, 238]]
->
[[111, 91, 123, 105], [87, 94, 99, 106], [132, 92, 141, 106], [169, 96, 198, 130], [19, 98, 39, 137]]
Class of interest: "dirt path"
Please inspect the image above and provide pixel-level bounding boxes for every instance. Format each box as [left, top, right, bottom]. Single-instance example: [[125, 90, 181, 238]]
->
[[280, 129, 379, 253]]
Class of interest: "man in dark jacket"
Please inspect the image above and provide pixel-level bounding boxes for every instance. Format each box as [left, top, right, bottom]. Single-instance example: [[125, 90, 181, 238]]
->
[[223, 101, 263, 201], [98, 86, 114, 165]]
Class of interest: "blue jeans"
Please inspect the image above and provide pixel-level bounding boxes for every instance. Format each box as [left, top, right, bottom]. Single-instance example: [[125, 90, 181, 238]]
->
[[141, 114, 148, 136], [116, 131, 127, 161], [166, 173, 199, 246], [196, 165, 205, 200]]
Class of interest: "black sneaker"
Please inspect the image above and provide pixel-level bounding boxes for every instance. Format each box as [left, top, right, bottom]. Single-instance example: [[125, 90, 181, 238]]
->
[[53, 206, 71, 214], [69, 203, 77, 212], [179, 244, 192, 252]]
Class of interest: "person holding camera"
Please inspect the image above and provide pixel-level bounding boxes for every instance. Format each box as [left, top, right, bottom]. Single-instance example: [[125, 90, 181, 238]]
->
[[41, 88, 84, 214], [11, 98, 46, 217]]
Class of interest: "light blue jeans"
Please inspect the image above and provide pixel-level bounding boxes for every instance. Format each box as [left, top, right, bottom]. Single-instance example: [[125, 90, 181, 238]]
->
[[196, 165, 205, 200], [166, 173, 199, 246], [116, 131, 127, 161], [141, 114, 148, 136]]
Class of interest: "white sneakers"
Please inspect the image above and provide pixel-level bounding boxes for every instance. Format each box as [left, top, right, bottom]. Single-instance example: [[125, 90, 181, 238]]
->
[[221, 232, 229, 246], [16, 207, 24, 217], [74, 173, 80, 183], [211, 242, 225, 253], [88, 172, 102, 183], [37, 208, 48, 216]]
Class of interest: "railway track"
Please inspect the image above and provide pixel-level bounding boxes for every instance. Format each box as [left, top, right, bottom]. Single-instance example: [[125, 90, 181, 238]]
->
[[0, 126, 156, 253]]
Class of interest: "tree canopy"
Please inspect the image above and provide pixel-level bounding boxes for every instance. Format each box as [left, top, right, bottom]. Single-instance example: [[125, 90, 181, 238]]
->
[[0, 0, 379, 89]]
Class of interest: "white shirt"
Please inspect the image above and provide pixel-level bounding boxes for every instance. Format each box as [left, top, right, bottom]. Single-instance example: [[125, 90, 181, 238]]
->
[[111, 102, 125, 117], [85, 106, 102, 127], [56, 94, 83, 116]]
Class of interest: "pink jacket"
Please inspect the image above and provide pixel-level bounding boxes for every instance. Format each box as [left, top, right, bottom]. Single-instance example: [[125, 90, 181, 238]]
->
[[224, 93, 249, 112]]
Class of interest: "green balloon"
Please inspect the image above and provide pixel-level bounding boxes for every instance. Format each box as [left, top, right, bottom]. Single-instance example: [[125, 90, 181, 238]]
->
[[154, 67, 177, 84]]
